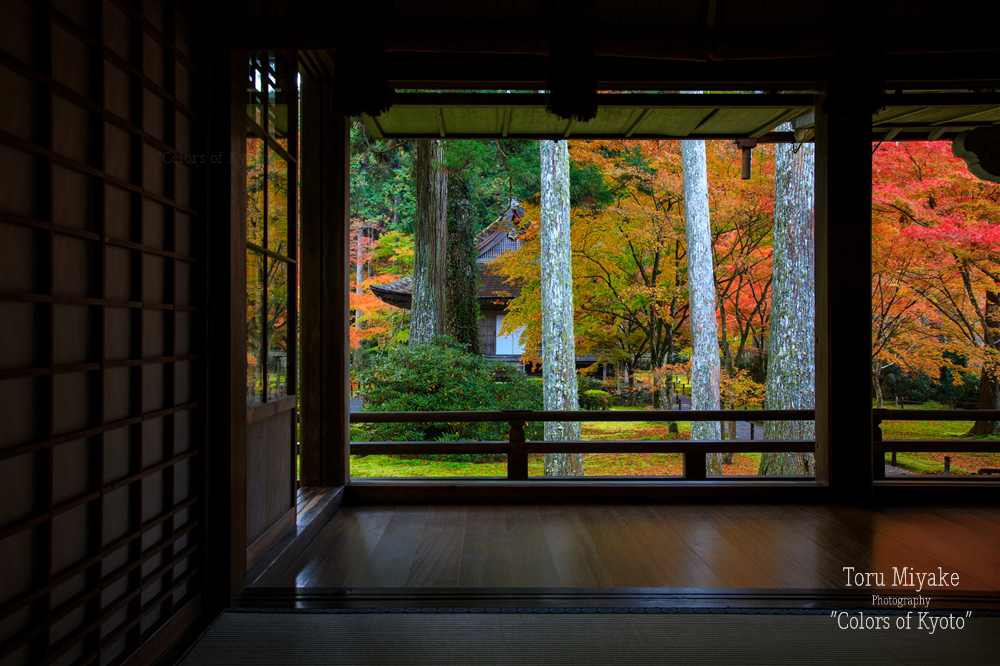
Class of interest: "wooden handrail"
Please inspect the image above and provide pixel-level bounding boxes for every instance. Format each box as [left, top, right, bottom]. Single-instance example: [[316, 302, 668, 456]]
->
[[351, 409, 815, 423], [351, 439, 814, 455], [343, 408, 1000, 481], [873, 440, 1000, 453], [872, 408, 1000, 421]]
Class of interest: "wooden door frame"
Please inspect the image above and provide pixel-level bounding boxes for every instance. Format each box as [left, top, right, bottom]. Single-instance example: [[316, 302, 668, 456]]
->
[[207, 49, 249, 605]]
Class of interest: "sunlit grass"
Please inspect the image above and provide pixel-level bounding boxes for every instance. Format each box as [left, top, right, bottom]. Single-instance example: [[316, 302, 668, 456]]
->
[[880, 419, 978, 440], [876, 400, 998, 473], [581, 406, 692, 440]]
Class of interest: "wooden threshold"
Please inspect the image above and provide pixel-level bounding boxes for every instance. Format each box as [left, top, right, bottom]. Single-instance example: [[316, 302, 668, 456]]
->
[[873, 480, 1000, 505], [236, 587, 1000, 612], [246, 487, 344, 587], [246, 508, 296, 571], [343, 479, 829, 504]]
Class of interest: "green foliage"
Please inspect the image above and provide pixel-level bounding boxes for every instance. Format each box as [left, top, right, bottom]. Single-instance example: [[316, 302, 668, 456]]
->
[[936, 352, 981, 406], [580, 389, 611, 410], [893, 371, 936, 403], [499, 140, 541, 203], [349, 129, 614, 243], [571, 157, 618, 209], [357, 336, 543, 453], [349, 124, 415, 233], [888, 366, 981, 406], [446, 141, 521, 228], [369, 230, 415, 272], [577, 375, 604, 394]]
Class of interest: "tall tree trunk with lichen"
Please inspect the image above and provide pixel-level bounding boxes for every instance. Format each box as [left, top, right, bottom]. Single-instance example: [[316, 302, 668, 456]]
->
[[759, 124, 816, 475], [410, 140, 448, 345], [356, 221, 364, 323], [718, 298, 736, 457], [968, 290, 999, 435], [872, 359, 886, 409], [446, 177, 481, 353], [353, 220, 366, 376], [540, 140, 583, 476], [681, 126, 723, 475]]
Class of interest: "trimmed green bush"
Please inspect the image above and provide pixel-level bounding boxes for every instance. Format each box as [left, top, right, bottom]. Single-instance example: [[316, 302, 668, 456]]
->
[[580, 389, 611, 410], [357, 336, 543, 457]]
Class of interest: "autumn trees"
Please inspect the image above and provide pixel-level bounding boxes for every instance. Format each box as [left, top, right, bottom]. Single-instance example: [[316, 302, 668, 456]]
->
[[349, 114, 997, 471], [498, 140, 775, 406], [872, 141, 1000, 434], [349, 130, 538, 353]]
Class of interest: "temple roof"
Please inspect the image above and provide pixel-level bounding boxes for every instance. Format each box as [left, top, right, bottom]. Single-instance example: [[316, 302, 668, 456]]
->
[[370, 264, 521, 310], [371, 204, 526, 310]]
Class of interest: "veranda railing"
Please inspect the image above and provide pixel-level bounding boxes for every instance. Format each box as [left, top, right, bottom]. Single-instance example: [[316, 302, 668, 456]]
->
[[350, 409, 815, 480], [872, 408, 1000, 479]]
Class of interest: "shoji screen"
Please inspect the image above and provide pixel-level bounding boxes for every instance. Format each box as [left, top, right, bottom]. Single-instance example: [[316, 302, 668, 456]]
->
[[0, 1, 207, 664]]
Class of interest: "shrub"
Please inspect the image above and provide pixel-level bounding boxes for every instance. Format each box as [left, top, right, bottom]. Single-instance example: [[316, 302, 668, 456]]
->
[[357, 336, 543, 449], [579, 389, 610, 410], [894, 371, 936, 404], [577, 375, 604, 395], [889, 366, 981, 407]]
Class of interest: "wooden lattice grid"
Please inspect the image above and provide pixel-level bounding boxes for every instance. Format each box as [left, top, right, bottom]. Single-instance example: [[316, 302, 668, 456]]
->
[[0, 1, 206, 664]]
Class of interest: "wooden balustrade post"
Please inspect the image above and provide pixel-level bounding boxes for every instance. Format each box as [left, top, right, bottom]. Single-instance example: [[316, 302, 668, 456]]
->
[[507, 419, 528, 480], [683, 446, 707, 480]]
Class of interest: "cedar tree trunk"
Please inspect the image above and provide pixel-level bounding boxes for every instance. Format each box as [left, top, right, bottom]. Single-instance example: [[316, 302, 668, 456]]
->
[[410, 140, 448, 344], [759, 125, 816, 475], [681, 127, 723, 475], [540, 140, 583, 476], [446, 177, 481, 353]]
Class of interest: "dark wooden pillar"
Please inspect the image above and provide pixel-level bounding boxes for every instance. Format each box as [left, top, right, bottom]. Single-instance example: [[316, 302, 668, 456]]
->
[[813, 86, 873, 503], [300, 77, 352, 487], [206, 49, 248, 603]]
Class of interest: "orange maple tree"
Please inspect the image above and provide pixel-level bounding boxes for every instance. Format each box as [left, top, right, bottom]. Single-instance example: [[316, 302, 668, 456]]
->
[[348, 225, 414, 349], [872, 141, 1000, 429]]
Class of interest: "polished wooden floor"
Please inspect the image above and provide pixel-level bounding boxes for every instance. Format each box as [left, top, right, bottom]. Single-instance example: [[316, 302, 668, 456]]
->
[[259, 504, 999, 592]]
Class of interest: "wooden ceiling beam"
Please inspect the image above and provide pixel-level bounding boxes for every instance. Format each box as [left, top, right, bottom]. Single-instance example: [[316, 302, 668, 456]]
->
[[747, 108, 810, 138], [373, 53, 999, 92], [217, 19, 1000, 59], [378, 92, 816, 109]]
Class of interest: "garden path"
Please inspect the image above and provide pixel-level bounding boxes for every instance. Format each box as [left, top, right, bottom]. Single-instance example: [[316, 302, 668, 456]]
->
[[667, 395, 755, 440]]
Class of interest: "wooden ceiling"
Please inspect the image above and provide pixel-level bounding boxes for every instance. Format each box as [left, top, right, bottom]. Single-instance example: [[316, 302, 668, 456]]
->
[[246, 1, 1000, 142]]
